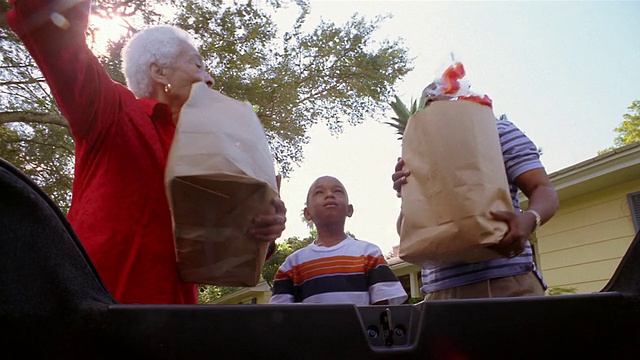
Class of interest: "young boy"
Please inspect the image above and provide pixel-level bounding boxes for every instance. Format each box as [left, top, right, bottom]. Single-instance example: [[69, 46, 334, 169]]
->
[[270, 176, 408, 305]]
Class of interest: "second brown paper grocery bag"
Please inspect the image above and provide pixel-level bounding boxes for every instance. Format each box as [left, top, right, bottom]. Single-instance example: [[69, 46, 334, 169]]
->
[[399, 100, 513, 267]]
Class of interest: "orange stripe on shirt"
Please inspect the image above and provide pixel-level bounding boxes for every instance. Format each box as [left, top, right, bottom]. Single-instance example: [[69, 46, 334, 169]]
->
[[276, 255, 388, 284]]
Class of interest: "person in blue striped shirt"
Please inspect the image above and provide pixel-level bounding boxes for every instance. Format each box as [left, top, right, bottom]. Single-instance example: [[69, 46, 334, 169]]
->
[[392, 114, 559, 300]]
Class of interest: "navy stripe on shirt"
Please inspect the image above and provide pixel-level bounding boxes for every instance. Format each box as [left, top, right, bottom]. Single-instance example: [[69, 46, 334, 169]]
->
[[368, 264, 401, 285], [296, 273, 368, 302]]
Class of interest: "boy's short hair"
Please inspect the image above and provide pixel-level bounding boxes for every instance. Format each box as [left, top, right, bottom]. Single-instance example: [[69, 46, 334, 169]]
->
[[305, 176, 349, 205]]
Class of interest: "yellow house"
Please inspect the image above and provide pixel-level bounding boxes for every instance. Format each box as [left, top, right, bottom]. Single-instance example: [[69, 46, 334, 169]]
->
[[211, 141, 640, 304], [528, 141, 640, 293], [212, 281, 273, 305]]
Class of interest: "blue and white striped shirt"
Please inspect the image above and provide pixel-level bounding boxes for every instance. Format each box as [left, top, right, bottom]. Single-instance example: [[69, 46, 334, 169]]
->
[[421, 115, 547, 294]]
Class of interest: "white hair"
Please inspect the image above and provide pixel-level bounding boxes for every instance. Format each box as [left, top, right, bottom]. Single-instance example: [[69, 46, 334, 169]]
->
[[122, 25, 197, 98]]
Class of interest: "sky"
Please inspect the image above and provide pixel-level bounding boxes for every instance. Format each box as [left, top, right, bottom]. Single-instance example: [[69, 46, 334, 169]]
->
[[272, 0, 640, 255], [87, 1, 640, 255]]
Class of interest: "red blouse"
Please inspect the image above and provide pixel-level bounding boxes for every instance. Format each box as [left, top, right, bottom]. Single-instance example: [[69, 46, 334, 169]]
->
[[6, 0, 197, 304]]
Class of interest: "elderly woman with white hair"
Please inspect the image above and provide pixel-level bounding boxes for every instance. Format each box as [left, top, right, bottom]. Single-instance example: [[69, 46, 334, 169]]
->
[[5, 0, 287, 304]]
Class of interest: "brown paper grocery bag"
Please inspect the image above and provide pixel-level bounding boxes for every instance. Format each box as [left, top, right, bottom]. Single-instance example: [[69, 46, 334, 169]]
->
[[165, 82, 278, 286], [399, 100, 513, 267]]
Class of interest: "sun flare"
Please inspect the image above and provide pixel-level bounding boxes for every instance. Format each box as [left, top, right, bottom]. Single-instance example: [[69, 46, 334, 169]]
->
[[87, 15, 129, 55]]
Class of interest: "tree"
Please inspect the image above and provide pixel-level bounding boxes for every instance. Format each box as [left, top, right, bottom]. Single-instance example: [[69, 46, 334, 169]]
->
[[547, 286, 577, 296], [600, 99, 640, 154], [0, 9, 75, 210], [0, 123, 74, 210], [198, 284, 242, 304], [0, 0, 411, 210], [174, 0, 411, 176]]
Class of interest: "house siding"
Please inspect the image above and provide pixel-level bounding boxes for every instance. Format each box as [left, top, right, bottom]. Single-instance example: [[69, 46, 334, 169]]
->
[[537, 178, 640, 293]]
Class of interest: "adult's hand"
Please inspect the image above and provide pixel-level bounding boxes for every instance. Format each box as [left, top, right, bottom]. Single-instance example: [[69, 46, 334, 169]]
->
[[488, 210, 537, 258], [490, 167, 559, 258], [391, 157, 410, 197], [250, 174, 286, 242], [250, 196, 287, 243]]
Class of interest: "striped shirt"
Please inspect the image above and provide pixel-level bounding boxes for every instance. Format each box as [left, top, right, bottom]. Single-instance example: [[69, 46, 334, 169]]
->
[[271, 236, 408, 305], [421, 115, 547, 294]]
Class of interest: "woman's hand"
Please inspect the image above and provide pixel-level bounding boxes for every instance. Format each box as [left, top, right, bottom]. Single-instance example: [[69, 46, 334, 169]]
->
[[250, 196, 287, 243], [250, 174, 286, 243]]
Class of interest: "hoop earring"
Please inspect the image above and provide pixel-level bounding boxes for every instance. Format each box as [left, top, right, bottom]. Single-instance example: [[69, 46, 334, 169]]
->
[[164, 83, 172, 94]]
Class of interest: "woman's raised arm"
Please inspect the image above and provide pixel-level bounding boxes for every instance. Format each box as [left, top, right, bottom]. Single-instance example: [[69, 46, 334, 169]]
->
[[6, 0, 124, 140]]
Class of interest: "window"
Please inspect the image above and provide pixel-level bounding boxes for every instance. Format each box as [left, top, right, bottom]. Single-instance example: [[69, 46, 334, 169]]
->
[[628, 191, 640, 233]]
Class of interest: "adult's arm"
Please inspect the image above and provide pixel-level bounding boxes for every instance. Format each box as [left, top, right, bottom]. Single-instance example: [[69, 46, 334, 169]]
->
[[516, 168, 559, 229], [6, 0, 122, 141], [491, 168, 559, 257]]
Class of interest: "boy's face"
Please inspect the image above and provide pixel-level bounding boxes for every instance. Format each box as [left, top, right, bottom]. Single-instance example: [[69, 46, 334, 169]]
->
[[304, 176, 353, 226]]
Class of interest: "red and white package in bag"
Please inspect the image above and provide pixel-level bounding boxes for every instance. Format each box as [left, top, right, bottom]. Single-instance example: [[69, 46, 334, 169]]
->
[[421, 59, 493, 108]]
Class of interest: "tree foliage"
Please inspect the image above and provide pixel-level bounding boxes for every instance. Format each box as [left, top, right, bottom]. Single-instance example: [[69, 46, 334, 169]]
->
[[547, 286, 577, 296], [0, 4, 74, 209], [174, 0, 411, 175], [198, 283, 241, 304], [0, 0, 411, 211], [600, 99, 640, 154], [616, 100, 640, 145]]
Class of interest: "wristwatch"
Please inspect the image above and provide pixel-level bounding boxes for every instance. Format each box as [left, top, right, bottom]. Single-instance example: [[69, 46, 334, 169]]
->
[[525, 209, 541, 233]]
